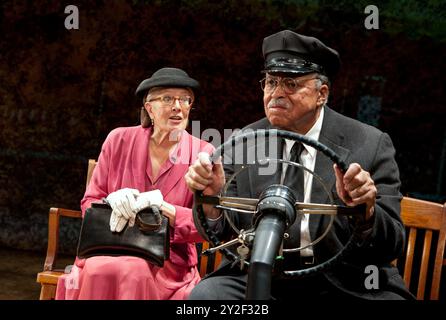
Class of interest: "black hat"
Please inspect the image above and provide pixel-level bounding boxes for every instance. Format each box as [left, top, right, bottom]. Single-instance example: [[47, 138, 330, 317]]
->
[[262, 30, 341, 79], [135, 67, 200, 98]]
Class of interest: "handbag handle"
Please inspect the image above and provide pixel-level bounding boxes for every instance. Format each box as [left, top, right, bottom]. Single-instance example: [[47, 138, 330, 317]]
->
[[136, 206, 163, 232]]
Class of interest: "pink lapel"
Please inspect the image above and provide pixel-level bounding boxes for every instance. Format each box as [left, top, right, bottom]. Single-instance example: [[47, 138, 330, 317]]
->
[[130, 126, 151, 192], [158, 130, 192, 197]]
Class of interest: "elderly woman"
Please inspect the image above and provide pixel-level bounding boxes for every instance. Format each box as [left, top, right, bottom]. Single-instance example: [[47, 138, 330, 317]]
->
[[55, 67, 214, 300]]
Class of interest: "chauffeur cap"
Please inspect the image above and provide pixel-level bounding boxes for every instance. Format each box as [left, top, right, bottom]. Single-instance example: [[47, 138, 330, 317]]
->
[[262, 30, 341, 79]]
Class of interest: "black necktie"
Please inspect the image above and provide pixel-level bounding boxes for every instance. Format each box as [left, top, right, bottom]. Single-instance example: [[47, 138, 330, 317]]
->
[[283, 141, 304, 202], [282, 141, 304, 269]]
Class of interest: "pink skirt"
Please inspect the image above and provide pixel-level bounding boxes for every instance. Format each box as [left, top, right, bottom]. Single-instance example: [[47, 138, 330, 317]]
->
[[55, 256, 201, 300]]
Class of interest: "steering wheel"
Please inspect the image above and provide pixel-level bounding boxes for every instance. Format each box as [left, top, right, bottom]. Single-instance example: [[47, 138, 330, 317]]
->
[[193, 129, 366, 297]]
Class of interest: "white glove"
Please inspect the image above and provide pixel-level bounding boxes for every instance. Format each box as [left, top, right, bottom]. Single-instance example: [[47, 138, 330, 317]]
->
[[106, 188, 140, 232], [134, 190, 164, 214]]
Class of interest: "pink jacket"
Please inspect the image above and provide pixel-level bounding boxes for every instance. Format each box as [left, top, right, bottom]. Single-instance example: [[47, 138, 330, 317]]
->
[[81, 125, 214, 267]]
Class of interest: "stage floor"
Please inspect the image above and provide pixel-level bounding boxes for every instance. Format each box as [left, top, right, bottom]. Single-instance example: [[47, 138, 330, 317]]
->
[[0, 247, 73, 300]]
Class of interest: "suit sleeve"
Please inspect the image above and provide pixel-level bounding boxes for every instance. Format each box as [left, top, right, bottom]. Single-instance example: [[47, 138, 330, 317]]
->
[[172, 140, 216, 243], [170, 205, 205, 243], [212, 144, 243, 241], [353, 132, 405, 264]]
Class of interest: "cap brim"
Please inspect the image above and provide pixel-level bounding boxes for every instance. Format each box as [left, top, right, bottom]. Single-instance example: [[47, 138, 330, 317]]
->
[[262, 66, 316, 75], [262, 56, 326, 76]]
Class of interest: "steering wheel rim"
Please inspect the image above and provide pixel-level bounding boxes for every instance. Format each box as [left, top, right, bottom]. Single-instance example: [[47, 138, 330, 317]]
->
[[193, 129, 365, 278]]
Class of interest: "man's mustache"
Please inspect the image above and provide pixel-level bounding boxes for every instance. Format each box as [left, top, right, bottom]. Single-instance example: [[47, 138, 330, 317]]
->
[[267, 99, 290, 109]]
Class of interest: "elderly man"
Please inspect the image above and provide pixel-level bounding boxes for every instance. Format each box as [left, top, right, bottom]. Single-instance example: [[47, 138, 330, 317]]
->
[[185, 30, 413, 300]]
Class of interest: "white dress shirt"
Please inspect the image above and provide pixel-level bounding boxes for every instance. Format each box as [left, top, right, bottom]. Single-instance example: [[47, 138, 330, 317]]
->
[[281, 107, 324, 257]]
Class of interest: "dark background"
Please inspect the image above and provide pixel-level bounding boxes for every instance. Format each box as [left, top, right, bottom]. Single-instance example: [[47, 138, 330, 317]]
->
[[0, 0, 445, 256]]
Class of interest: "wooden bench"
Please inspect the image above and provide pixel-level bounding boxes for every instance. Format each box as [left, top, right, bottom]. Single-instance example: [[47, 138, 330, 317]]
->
[[397, 197, 446, 300]]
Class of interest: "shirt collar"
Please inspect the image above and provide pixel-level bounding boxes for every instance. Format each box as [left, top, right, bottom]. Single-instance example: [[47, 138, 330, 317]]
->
[[284, 107, 324, 159]]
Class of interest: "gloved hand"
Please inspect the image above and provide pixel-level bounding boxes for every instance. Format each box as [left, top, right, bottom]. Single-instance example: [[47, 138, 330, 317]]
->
[[133, 189, 164, 216], [106, 188, 140, 232]]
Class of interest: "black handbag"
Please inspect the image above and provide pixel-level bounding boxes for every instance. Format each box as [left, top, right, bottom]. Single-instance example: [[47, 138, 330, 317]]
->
[[77, 202, 170, 267]]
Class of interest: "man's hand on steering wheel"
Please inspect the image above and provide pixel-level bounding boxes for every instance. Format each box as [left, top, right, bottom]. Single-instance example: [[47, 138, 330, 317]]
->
[[185, 152, 226, 219], [334, 163, 377, 222]]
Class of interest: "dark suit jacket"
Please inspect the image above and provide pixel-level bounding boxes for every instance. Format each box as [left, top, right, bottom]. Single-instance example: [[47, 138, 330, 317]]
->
[[213, 106, 413, 299]]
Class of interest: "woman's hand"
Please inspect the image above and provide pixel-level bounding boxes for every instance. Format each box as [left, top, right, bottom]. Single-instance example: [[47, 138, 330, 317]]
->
[[106, 188, 140, 232]]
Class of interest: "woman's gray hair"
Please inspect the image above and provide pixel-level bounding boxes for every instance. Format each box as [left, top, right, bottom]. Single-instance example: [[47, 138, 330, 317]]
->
[[140, 90, 152, 128], [140, 107, 151, 128], [140, 87, 167, 128]]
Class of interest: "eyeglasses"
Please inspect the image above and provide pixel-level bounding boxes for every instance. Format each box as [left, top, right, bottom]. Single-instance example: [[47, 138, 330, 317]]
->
[[259, 76, 318, 95], [148, 95, 193, 108]]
